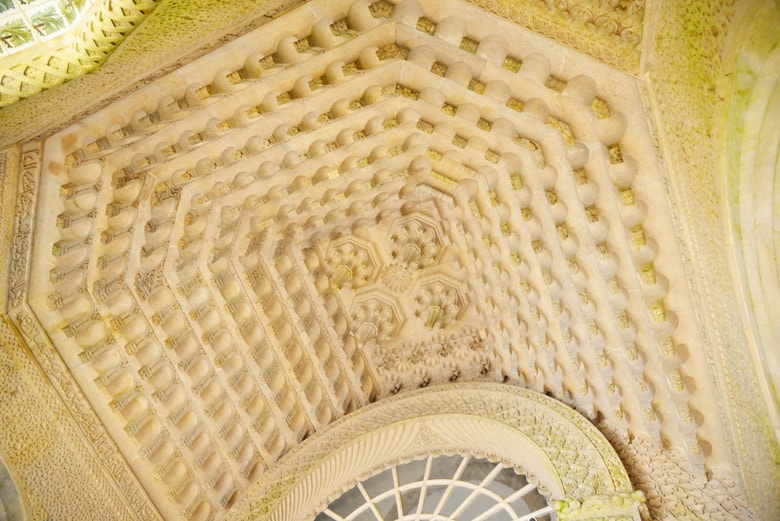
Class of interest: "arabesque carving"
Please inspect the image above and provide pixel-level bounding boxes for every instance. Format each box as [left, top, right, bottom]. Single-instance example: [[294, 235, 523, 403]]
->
[[603, 427, 755, 521], [0, 0, 773, 519], [1, 147, 159, 519]]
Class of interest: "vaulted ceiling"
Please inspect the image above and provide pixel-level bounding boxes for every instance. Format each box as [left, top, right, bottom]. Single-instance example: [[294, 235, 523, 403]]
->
[[0, 1, 777, 520]]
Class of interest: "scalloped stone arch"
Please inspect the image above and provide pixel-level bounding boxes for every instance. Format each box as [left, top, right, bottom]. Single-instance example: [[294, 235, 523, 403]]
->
[[228, 383, 643, 521]]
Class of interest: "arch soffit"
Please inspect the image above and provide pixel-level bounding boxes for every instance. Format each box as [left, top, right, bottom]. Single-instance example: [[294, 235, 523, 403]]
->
[[229, 383, 643, 521], [0, 453, 25, 521], [721, 0, 780, 442]]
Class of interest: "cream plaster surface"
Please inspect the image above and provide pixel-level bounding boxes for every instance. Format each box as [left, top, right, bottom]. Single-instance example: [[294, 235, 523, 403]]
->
[[0, 0, 777, 520], [720, 0, 780, 442]]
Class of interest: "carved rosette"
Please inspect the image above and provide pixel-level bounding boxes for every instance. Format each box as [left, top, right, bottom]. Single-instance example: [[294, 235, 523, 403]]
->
[[379, 263, 413, 292], [388, 215, 443, 270], [324, 237, 379, 289], [350, 296, 401, 345], [412, 277, 465, 330]]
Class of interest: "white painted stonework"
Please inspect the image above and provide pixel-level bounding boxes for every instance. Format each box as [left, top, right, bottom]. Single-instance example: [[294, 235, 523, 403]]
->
[[0, 0, 777, 520]]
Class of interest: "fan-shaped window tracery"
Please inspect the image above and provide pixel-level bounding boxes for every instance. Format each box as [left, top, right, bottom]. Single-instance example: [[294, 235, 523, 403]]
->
[[315, 455, 555, 521]]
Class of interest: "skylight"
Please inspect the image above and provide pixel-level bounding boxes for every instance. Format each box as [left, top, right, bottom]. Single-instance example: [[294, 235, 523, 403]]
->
[[0, 0, 92, 56]]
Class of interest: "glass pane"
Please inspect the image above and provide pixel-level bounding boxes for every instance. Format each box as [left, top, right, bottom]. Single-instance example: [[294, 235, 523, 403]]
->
[[512, 488, 549, 515], [460, 458, 495, 485], [30, 6, 66, 37], [362, 468, 393, 498], [353, 509, 376, 521], [440, 484, 469, 516], [490, 510, 513, 521], [511, 495, 531, 516], [0, 0, 93, 57], [0, 19, 33, 49], [397, 457, 426, 485], [531, 511, 555, 521], [375, 496, 397, 520], [429, 454, 464, 479], [489, 467, 529, 497], [328, 485, 364, 517], [420, 484, 447, 512], [460, 494, 496, 518], [401, 487, 421, 515]]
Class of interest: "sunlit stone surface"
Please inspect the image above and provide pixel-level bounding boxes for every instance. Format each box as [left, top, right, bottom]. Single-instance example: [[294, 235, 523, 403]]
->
[[0, 0, 778, 520]]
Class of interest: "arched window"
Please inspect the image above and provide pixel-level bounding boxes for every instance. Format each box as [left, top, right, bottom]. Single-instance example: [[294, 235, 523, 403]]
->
[[315, 454, 554, 521], [229, 384, 644, 521]]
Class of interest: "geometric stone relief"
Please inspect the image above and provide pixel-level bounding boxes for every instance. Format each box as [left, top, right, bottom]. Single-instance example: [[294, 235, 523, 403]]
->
[[0, 0, 645, 108], [0, 0, 649, 155], [602, 425, 756, 521], [3, 145, 161, 521], [465, 0, 645, 72], [323, 236, 379, 289], [2, 140, 151, 521], [644, 1, 780, 517], [315, 203, 480, 393], [0, 316, 150, 521], [10, 0, 735, 519]]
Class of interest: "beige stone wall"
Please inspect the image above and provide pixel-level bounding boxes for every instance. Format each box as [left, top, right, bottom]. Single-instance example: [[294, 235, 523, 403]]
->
[[720, 0, 780, 447], [0, 147, 157, 520], [641, 0, 780, 517], [0, 1, 777, 520]]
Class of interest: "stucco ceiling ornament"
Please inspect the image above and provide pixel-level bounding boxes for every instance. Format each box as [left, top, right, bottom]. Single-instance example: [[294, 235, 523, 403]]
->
[[229, 383, 645, 521], [379, 262, 414, 292], [467, 0, 643, 71], [4, 0, 752, 518], [602, 425, 755, 521]]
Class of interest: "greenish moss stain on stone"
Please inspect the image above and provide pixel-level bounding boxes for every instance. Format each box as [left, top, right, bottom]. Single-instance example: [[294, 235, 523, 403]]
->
[[722, 1, 780, 490], [648, 0, 780, 518], [0, 0, 300, 146]]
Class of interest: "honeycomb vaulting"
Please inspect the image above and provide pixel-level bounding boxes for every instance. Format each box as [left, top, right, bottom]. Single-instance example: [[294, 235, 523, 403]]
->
[[0, 0, 769, 520]]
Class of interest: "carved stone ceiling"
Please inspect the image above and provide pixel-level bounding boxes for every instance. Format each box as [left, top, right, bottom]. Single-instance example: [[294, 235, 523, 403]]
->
[[0, 0, 645, 143], [1, 0, 778, 520]]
